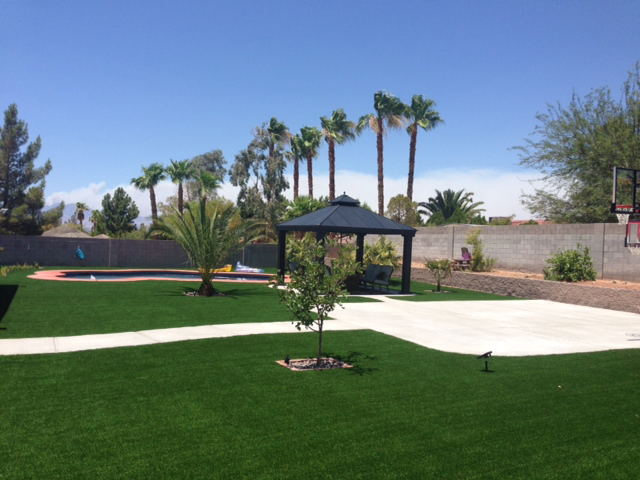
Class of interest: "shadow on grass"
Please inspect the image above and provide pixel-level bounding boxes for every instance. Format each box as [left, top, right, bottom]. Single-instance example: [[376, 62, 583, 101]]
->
[[0, 284, 19, 326], [159, 285, 270, 298], [326, 350, 378, 376]]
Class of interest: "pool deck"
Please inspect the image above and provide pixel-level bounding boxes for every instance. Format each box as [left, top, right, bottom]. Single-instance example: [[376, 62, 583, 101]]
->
[[1, 297, 639, 357]]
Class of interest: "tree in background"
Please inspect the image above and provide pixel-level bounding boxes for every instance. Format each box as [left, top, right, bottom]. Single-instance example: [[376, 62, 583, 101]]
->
[[94, 187, 139, 237], [299, 126, 323, 198], [151, 198, 262, 296], [280, 195, 329, 222], [514, 61, 640, 223], [321, 108, 357, 200], [165, 159, 193, 215], [229, 124, 289, 240], [358, 91, 407, 215], [285, 134, 305, 200], [131, 163, 166, 222], [385, 194, 422, 226], [419, 188, 485, 225], [75, 202, 88, 230], [405, 95, 443, 201], [0, 104, 53, 234], [186, 150, 227, 203]]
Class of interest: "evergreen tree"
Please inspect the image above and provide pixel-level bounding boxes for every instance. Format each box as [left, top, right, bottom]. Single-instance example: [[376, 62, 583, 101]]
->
[[0, 104, 52, 234], [94, 187, 139, 237]]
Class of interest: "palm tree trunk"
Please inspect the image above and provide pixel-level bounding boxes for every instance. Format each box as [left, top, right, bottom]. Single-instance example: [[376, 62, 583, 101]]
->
[[307, 151, 313, 199], [328, 139, 336, 200], [377, 119, 384, 215], [408, 124, 418, 201], [150, 187, 158, 220], [178, 183, 184, 215], [293, 159, 299, 200]]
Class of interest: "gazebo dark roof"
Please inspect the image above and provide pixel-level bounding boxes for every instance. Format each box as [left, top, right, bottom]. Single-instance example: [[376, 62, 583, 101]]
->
[[277, 194, 417, 236], [276, 194, 416, 294]]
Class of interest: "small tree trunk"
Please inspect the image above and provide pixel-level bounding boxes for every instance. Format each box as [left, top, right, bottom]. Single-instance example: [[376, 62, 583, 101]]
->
[[316, 318, 324, 366]]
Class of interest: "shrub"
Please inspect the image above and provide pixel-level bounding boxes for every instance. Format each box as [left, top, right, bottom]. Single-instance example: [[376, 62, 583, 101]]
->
[[543, 243, 597, 282], [465, 228, 497, 272], [0, 263, 39, 276], [364, 236, 399, 269], [424, 258, 452, 292]]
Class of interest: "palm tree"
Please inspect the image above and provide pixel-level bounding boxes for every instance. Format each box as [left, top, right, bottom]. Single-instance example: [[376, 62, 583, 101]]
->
[[320, 108, 356, 200], [418, 189, 485, 223], [151, 200, 261, 296], [299, 126, 323, 198], [192, 170, 221, 211], [405, 95, 443, 201], [131, 163, 167, 221], [267, 117, 292, 160], [285, 134, 305, 200], [165, 159, 193, 215], [358, 91, 407, 215], [75, 202, 88, 230]]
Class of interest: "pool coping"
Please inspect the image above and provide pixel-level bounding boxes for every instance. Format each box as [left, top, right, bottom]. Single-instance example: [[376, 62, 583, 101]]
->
[[28, 269, 280, 283]]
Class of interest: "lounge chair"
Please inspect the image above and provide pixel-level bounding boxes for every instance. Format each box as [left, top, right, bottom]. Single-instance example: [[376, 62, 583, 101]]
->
[[359, 264, 381, 289], [360, 264, 393, 292]]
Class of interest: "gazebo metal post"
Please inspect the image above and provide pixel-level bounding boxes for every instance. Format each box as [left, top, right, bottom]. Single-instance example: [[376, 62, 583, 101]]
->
[[356, 234, 365, 267], [277, 229, 287, 281], [401, 235, 414, 294]]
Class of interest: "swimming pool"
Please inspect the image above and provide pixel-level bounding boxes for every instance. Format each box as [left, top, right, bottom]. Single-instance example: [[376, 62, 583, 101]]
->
[[29, 269, 276, 283]]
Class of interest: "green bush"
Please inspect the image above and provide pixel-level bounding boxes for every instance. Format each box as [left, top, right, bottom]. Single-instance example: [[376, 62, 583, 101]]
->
[[465, 228, 497, 272], [543, 243, 597, 282], [424, 258, 452, 292], [364, 236, 399, 269], [0, 263, 39, 277]]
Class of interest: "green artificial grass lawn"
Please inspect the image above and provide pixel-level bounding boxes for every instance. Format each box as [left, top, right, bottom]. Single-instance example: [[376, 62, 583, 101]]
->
[[397, 280, 523, 302], [2, 330, 639, 479]]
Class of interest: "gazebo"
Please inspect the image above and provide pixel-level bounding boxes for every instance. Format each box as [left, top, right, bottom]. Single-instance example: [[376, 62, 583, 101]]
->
[[276, 194, 417, 294]]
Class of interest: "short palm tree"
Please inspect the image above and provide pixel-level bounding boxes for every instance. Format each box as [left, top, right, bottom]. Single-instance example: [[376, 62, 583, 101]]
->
[[358, 91, 407, 215], [151, 200, 262, 296], [165, 159, 194, 215], [405, 95, 443, 201], [285, 134, 305, 200], [131, 163, 167, 221], [320, 108, 356, 200], [418, 189, 485, 223], [299, 126, 323, 198], [75, 202, 88, 230]]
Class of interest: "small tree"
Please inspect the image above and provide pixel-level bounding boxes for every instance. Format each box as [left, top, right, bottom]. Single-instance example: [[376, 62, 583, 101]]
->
[[277, 238, 357, 366], [466, 228, 497, 272], [424, 258, 452, 292]]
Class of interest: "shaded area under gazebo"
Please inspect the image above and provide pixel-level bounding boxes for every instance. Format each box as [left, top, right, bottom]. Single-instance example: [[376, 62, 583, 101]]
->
[[276, 194, 417, 294]]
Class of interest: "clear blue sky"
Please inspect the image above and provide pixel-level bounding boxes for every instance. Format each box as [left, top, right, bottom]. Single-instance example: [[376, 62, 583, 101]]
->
[[3, 0, 640, 221]]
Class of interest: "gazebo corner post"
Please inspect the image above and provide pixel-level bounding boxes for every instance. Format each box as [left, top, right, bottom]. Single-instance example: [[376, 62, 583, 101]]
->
[[401, 234, 414, 294], [277, 229, 287, 283], [356, 234, 365, 268]]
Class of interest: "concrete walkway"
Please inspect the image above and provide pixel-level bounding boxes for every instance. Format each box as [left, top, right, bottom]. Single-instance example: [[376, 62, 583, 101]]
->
[[1, 298, 639, 357]]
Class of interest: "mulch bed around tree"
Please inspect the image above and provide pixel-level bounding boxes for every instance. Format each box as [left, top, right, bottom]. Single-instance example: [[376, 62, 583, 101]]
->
[[276, 357, 353, 371]]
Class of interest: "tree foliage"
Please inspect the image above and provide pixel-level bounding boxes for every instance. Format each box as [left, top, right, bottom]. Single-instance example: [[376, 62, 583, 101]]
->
[[514, 61, 640, 223], [93, 187, 139, 237], [299, 125, 323, 199], [131, 163, 166, 221], [0, 104, 52, 234], [419, 188, 485, 225], [543, 243, 597, 282], [321, 108, 357, 200], [385, 194, 422, 226]]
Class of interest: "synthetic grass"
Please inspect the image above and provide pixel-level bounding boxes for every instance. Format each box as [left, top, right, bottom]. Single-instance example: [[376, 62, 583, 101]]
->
[[397, 280, 522, 302], [2, 330, 639, 478]]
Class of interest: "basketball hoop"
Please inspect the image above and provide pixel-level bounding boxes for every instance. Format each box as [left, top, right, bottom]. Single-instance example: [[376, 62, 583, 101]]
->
[[628, 244, 640, 256], [617, 213, 630, 224]]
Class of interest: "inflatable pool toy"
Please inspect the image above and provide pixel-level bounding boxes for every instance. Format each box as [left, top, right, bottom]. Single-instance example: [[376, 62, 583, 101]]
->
[[235, 261, 264, 273]]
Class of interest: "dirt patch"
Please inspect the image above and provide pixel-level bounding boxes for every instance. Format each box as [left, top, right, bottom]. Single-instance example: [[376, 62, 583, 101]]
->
[[276, 357, 353, 371]]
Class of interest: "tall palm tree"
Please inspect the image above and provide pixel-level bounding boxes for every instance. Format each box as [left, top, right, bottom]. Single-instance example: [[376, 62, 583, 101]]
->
[[285, 134, 305, 200], [299, 126, 323, 198], [418, 188, 485, 222], [165, 159, 193, 215], [75, 202, 88, 230], [151, 200, 261, 296], [267, 117, 292, 160], [357, 91, 407, 215], [192, 170, 221, 211], [320, 108, 356, 200], [131, 163, 166, 221], [405, 95, 443, 201]]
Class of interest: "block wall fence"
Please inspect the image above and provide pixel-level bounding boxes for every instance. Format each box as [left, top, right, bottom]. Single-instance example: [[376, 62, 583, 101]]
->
[[2, 223, 640, 282], [0, 235, 278, 270], [372, 223, 640, 283]]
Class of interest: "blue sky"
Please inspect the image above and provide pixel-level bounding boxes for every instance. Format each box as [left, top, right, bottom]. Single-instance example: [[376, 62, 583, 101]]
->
[[3, 0, 640, 222]]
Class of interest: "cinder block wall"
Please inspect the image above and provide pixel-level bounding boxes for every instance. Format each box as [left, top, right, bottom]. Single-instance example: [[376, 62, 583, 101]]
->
[[372, 223, 640, 282], [0, 235, 278, 269]]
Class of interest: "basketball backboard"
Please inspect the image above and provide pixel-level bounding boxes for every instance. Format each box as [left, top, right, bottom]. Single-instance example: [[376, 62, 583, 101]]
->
[[612, 166, 640, 214]]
